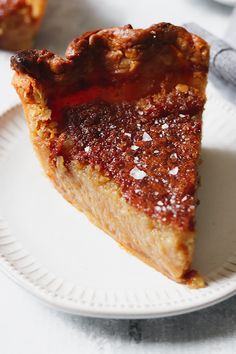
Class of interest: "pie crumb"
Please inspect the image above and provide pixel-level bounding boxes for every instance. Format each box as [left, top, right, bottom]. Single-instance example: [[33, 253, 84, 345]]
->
[[185, 270, 206, 289]]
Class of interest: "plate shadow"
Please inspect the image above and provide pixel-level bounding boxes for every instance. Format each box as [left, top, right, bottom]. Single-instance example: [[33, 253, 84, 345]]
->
[[194, 147, 236, 275]]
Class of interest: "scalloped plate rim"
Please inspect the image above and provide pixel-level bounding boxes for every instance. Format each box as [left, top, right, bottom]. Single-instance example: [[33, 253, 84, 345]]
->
[[1, 253, 236, 319]]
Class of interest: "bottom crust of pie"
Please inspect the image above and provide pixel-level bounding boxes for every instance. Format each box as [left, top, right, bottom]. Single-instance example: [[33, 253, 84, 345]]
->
[[13, 73, 205, 287]]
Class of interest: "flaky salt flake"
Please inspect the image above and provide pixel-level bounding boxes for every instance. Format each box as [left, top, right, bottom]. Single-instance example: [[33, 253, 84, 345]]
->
[[170, 152, 177, 159], [154, 150, 159, 154], [135, 189, 141, 194], [138, 110, 144, 116], [155, 206, 162, 212], [130, 167, 147, 180], [151, 30, 157, 39], [131, 145, 139, 151], [157, 200, 164, 206], [182, 196, 188, 202], [154, 191, 159, 196], [124, 132, 131, 138], [84, 146, 91, 153], [169, 166, 179, 176], [162, 123, 169, 129], [142, 132, 152, 142], [134, 156, 139, 164], [179, 114, 186, 118]]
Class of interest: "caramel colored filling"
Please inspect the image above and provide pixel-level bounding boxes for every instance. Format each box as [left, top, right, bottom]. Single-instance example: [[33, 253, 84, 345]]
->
[[49, 84, 203, 231]]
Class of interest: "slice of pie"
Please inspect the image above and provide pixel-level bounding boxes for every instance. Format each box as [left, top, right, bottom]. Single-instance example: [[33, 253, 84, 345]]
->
[[11, 23, 209, 287], [0, 0, 46, 51]]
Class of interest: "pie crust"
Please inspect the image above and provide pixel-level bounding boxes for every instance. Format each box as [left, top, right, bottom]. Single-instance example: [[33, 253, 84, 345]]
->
[[11, 23, 209, 287]]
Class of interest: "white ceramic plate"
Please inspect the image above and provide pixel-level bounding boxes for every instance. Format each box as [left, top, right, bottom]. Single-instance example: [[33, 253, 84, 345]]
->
[[0, 85, 236, 319]]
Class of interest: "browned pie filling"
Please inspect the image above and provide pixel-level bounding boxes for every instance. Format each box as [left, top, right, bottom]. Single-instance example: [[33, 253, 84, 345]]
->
[[46, 83, 203, 232]]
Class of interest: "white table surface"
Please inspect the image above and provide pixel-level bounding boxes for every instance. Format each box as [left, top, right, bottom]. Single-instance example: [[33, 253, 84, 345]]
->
[[1, 1, 236, 353]]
